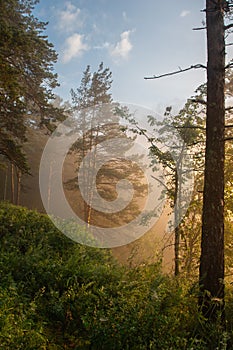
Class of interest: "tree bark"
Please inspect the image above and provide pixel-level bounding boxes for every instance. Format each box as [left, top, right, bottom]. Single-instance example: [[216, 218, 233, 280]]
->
[[199, 0, 225, 322]]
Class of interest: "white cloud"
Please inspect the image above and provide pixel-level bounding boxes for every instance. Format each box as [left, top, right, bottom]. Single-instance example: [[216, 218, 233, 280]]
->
[[180, 10, 190, 17], [62, 33, 88, 63], [58, 2, 83, 32], [111, 30, 133, 60]]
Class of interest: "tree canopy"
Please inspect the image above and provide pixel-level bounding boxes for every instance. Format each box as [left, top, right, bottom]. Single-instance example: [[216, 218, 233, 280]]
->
[[0, 0, 59, 171]]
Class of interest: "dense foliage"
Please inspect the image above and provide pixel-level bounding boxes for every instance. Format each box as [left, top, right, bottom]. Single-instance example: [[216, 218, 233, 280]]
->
[[0, 0, 60, 172], [0, 202, 233, 349]]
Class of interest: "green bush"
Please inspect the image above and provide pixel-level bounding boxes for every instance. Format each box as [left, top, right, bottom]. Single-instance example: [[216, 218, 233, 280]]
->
[[0, 202, 233, 349]]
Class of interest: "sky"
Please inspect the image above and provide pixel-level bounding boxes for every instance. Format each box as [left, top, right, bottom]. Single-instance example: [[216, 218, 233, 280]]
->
[[34, 0, 208, 113]]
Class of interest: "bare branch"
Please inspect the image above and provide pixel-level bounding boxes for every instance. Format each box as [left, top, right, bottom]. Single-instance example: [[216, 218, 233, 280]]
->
[[225, 137, 233, 141], [144, 64, 207, 80], [224, 23, 233, 31], [174, 125, 206, 130], [151, 175, 170, 192], [225, 124, 233, 128], [225, 62, 233, 69], [190, 98, 207, 105], [193, 26, 207, 31], [187, 140, 206, 147], [161, 242, 175, 253], [225, 106, 233, 111]]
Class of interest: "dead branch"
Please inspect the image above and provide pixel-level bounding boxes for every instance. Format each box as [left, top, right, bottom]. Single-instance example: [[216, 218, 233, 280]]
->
[[190, 98, 207, 105], [144, 64, 207, 80], [225, 62, 233, 69], [187, 140, 206, 147], [174, 125, 206, 130], [224, 23, 233, 31], [193, 27, 207, 31], [225, 137, 233, 141], [161, 242, 175, 253], [151, 175, 170, 192]]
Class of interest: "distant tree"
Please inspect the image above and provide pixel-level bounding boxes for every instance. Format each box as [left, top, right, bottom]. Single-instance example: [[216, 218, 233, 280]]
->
[[67, 64, 146, 227], [127, 88, 205, 275]]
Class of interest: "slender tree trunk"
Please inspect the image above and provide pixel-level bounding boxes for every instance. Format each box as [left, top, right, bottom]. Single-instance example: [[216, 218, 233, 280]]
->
[[86, 126, 94, 226], [4, 164, 9, 201], [174, 141, 185, 276], [11, 163, 15, 204], [174, 169, 180, 276], [47, 161, 53, 213], [82, 113, 88, 223], [199, 0, 225, 322], [87, 124, 100, 226], [16, 169, 22, 205]]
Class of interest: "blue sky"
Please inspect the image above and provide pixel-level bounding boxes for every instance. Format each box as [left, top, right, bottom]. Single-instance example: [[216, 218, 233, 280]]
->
[[34, 0, 207, 112]]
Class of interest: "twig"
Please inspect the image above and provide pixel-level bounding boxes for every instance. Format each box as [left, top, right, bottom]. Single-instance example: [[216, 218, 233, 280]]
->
[[144, 64, 207, 80]]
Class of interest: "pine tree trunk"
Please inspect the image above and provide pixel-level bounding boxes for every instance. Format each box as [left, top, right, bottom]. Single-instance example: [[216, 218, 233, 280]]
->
[[199, 0, 225, 322], [3, 164, 9, 201], [11, 163, 15, 204], [174, 169, 180, 276], [47, 161, 53, 213], [16, 169, 22, 205], [174, 141, 185, 276]]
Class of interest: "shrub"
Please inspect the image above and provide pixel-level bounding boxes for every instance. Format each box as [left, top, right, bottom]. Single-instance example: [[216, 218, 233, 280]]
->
[[0, 202, 233, 349]]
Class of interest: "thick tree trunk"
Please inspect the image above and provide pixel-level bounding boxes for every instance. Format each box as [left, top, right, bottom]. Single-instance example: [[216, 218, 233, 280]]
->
[[199, 0, 225, 321]]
